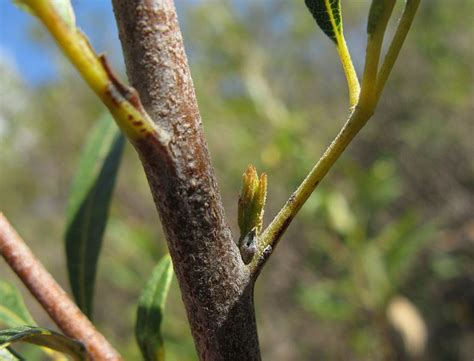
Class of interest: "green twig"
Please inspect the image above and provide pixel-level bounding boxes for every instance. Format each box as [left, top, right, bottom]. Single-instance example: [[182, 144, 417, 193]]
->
[[359, 0, 396, 110], [250, 106, 373, 276], [251, 0, 422, 277], [375, 0, 422, 102], [20, 0, 168, 144]]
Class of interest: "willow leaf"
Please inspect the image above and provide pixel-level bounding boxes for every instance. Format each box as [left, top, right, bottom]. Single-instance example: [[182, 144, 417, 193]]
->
[[0, 348, 23, 361], [135, 255, 173, 361], [304, 0, 342, 44], [0, 326, 87, 361], [0, 281, 35, 328], [304, 0, 360, 107], [65, 114, 125, 318]]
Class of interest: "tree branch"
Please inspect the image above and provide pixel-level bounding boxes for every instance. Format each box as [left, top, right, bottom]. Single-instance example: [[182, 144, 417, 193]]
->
[[251, 106, 372, 277], [0, 212, 122, 361], [375, 0, 421, 102], [111, 1, 261, 359]]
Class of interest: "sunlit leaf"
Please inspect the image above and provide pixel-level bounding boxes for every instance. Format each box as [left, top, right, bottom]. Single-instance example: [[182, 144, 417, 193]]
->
[[0, 347, 22, 360], [65, 114, 125, 318], [12, 0, 76, 29], [0, 326, 87, 361], [0, 281, 35, 328], [304, 0, 342, 44], [325, 192, 356, 236], [386, 295, 427, 357], [135, 255, 173, 361], [0, 281, 69, 360]]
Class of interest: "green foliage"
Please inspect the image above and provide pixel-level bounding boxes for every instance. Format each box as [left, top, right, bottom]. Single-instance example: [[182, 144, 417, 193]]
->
[[0, 326, 87, 360], [0, 281, 35, 328], [297, 159, 437, 355], [0, 348, 21, 360], [1, 1, 471, 360], [304, 0, 342, 44], [65, 113, 125, 318], [135, 255, 173, 361]]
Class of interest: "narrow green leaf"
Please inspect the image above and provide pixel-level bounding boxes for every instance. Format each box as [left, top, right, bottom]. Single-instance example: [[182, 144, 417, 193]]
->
[[0, 280, 35, 328], [304, 0, 342, 44], [367, 0, 388, 34], [0, 347, 23, 361], [0, 326, 87, 361], [304, 0, 360, 107], [0, 281, 69, 360], [135, 255, 173, 361], [65, 114, 125, 318]]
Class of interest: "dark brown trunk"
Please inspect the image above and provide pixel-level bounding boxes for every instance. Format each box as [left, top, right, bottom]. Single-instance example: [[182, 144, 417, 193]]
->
[[111, 1, 261, 359]]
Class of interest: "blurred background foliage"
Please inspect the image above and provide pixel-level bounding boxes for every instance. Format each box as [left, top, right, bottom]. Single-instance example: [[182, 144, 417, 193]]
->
[[0, 1, 473, 360]]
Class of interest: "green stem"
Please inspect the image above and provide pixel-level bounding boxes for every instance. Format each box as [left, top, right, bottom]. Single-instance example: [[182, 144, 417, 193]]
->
[[375, 0, 422, 102], [250, 1, 421, 277], [359, 0, 396, 110], [251, 106, 373, 275], [22, 0, 165, 143], [337, 36, 361, 109]]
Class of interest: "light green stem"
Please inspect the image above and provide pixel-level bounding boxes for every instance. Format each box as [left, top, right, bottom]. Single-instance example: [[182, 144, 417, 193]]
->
[[359, 0, 396, 110], [375, 0, 422, 102], [252, 1, 422, 276], [337, 36, 361, 108], [250, 106, 373, 274]]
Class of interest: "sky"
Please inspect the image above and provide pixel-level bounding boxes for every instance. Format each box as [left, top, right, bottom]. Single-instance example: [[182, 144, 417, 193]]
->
[[0, 1, 122, 85]]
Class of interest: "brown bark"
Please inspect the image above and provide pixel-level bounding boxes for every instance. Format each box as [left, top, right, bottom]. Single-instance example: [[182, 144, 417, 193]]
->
[[0, 213, 122, 361], [111, 1, 261, 359]]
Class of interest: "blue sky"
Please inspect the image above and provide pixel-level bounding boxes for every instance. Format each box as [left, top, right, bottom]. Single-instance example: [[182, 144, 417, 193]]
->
[[0, 1, 122, 85]]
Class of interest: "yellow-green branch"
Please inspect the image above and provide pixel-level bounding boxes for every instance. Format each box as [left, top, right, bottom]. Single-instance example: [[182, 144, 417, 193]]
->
[[21, 0, 169, 144], [336, 36, 361, 109], [375, 0, 422, 102], [251, 0, 422, 276], [359, 0, 396, 110], [250, 105, 373, 275]]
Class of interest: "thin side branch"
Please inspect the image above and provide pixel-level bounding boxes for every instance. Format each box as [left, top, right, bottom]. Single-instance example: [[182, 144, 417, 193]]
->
[[252, 0, 421, 277], [251, 106, 372, 277], [359, 0, 396, 110], [23, 0, 169, 144], [0, 213, 122, 361], [375, 0, 421, 102]]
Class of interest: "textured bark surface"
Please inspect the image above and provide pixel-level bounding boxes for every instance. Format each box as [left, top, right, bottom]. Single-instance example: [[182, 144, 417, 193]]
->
[[112, 1, 261, 359]]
